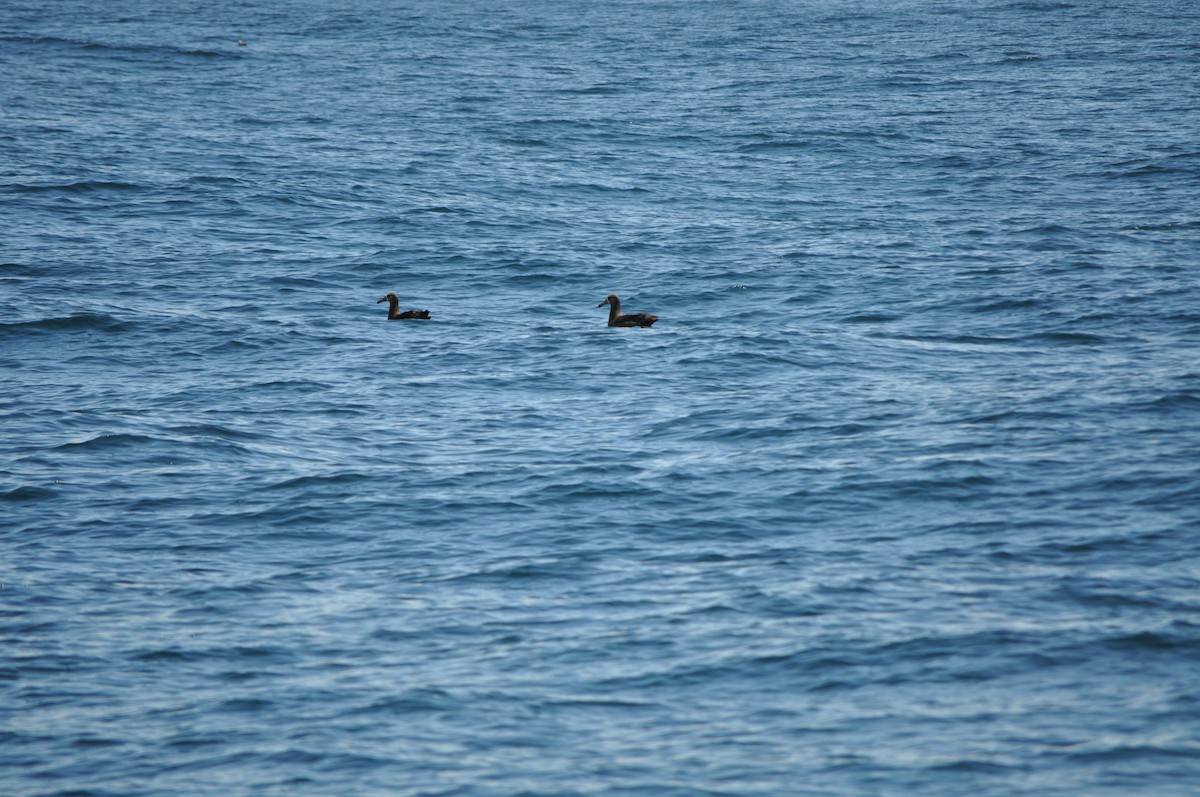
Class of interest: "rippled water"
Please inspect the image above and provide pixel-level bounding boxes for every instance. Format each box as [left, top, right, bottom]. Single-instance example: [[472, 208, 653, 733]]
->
[[4, 1, 1200, 794]]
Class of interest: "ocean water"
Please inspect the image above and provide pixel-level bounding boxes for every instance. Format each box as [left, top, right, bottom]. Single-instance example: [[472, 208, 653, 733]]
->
[[3, 0, 1200, 794]]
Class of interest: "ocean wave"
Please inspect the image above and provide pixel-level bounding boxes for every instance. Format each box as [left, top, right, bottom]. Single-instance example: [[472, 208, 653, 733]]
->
[[5, 180, 145, 194], [54, 433, 161, 452], [2, 485, 59, 502], [260, 472, 371, 492], [0, 33, 240, 60], [0, 314, 132, 336]]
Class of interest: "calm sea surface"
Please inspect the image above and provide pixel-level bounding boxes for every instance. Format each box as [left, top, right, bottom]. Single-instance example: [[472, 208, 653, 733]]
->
[[3, 1, 1200, 794]]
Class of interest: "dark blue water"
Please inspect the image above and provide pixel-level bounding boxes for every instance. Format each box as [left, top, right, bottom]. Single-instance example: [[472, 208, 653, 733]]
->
[[4, 0, 1200, 794]]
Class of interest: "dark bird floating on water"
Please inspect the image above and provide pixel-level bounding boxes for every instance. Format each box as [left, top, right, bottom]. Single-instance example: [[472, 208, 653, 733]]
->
[[377, 293, 430, 320], [598, 294, 657, 327]]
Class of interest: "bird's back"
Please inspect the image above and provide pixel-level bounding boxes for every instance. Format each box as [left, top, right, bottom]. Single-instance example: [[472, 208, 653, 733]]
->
[[612, 313, 657, 327], [394, 309, 431, 320]]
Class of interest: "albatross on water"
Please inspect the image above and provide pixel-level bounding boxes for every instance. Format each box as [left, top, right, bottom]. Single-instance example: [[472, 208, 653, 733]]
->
[[377, 293, 430, 320], [598, 294, 657, 327]]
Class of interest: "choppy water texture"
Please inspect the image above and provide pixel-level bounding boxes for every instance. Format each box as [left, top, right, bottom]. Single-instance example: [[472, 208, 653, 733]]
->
[[4, 0, 1200, 794]]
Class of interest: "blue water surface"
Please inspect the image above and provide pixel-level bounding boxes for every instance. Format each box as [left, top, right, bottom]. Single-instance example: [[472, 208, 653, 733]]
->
[[3, 1, 1200, 795]]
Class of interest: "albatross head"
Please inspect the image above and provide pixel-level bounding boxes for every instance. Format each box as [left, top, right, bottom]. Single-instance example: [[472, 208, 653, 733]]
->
[[598, 294, 620, 308], [377, 293, 399, 304]]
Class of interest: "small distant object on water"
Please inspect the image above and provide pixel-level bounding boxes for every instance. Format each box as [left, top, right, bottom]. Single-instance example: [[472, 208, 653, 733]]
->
[[377, 292, 430, 320], [237, 40, 247, 47], [598, 294, 657, 328]]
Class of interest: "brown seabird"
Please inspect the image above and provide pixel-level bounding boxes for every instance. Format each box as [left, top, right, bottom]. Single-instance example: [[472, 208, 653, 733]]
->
[[598, 294, 657, 327], [377, 293, 430, 320]]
